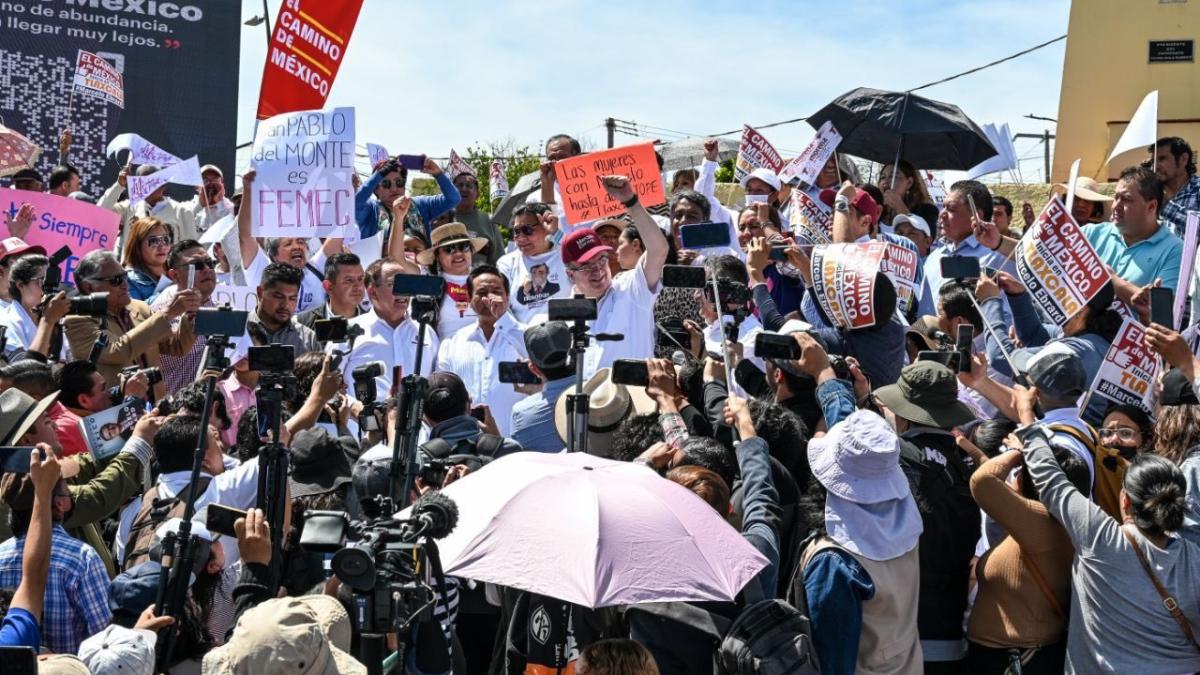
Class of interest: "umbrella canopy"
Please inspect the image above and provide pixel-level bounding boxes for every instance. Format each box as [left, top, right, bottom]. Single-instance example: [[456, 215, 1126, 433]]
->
[[659, 137, 738, 171], [402, 451, 768, 608], [807, 87, 997, 170], [0, 125, 41, 178], [490, 170, 540, 228]]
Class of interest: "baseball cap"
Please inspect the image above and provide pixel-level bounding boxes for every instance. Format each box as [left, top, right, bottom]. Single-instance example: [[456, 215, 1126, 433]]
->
[[36, 655, 92, 674], [819, 187, 880, 223], [11, 168, 43, 184], [1161, 368, 1198, 407], [893, 213, 931, 237], [0, 237, 46, 262], [200, 163, 223, 178], [739, 167, 782, 191], [592, 218, 624, 235], [1024, 347, 1086, 400], [561, 228, 613, 267], [424, 371, 470, 421], [524, 321, 572, 372], [79, 624, 157, 675], [110, 562, 163, 628]]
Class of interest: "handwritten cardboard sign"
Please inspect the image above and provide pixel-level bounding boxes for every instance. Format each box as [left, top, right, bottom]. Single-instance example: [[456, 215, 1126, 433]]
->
[[0, 188, 119, 286], [1086, 318, 1157, 413], [211, 283, 260, 313], [72, 50, 124, 108], [734, 125, 783, 184], [1015, 196, 1111, 325], [105, 133, 182, 167], [778, 121, 841, 186], [365, 142, 389, 168], [553, 142, 665, 225], [810, 242, 887, 329], [250, 106, 356, 237]]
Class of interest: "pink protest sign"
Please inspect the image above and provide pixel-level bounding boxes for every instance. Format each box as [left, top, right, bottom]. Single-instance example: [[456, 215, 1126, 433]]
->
[[0, 188, 120, 285]]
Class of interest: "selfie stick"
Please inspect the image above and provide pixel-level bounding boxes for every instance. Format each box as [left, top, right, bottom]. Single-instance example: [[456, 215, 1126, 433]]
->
[[966, 294, 1021, 379]]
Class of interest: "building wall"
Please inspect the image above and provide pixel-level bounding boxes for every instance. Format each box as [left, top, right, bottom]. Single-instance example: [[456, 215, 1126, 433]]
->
[[1054, 0, 1199, 181]]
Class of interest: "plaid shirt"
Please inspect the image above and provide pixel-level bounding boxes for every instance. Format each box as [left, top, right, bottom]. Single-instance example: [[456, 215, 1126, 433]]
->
[[1162, 174, 1200, 238], [0, 524, 112, 653]]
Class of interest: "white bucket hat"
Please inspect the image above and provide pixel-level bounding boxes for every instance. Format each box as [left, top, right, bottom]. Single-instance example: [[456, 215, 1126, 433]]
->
[[807, 410, 910, 504]]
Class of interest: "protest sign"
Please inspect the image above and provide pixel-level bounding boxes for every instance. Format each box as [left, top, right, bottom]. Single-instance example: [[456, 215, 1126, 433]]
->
[[553, 142, 665, 225], [1175, 211, 1198, 330], [788, 190, 832, 244], [128, 157, 203, 207], [923, 170, 947, 210], [810, 242, 888, 329], [80, 401, 144, 461], [446, 149, 475, 180], [0, 188, 118, 286], [778, 121, 841, 186], [489, 159, 509, 201], [1015, 196, 1111, 325], [72, 50, 124, 109], [880, 242, 920, 310], [1084, 318, 1158, 414], [257, 0, 366, 119], [734, 125, 784, 184], [105, 133, 183, 168], [365, 142, 389, 168], [250, 107, 356, 238], [211, 284, 260, 314]]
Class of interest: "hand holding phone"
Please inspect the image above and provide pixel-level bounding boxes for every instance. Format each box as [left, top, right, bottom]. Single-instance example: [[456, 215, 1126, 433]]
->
[[205, 504, 248, 538], [1149, 286, 1175, 328]]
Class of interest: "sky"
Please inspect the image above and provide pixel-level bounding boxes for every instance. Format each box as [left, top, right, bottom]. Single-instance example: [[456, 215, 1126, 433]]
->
[[235, 0, 1073, 182]]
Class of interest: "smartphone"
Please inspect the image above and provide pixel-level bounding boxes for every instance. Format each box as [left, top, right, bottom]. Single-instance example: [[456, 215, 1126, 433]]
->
[[0, 447, 36, 474], [1149, 287, 1175, 327], [0, 646, 37, 675], [917, 350, 960, 371], [547, 297, 597, 321], [205, 504, 247, 538], [498, 360, 539, 385], [940, 255, 981, 280], [469, 406, 487, 422], [392, 274, 445, 297], [661, 264, 706, 289], [247, 344, 296, 372], [397, 154, 426, 171], [610, 359, 650, 387], [187, 266, 196, 290], [966, 193, 980, 221], [679, 221, 731, 250], [314, 317, 350, 342], [657, 318, 692, 351], [755, 332, 802, 360], [769, 245, 793, 262], [955, 324, 975, 374], [195, 307, 249, 337]]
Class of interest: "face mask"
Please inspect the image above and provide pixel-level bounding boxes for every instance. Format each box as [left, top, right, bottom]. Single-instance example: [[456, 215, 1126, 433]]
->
[[744, 194, 770, 207]]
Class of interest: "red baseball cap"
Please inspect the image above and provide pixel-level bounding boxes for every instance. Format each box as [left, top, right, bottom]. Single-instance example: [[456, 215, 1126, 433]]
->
[[819, 187, 880, 223], [0, 237, 46, 263], [561, 228, 613, 267]]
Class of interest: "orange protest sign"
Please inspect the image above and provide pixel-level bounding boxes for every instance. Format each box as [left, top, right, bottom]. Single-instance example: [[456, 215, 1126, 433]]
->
[[554, 142, 665, 225]]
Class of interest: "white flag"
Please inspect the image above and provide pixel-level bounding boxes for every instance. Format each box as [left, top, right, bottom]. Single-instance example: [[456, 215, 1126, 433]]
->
[[105, 133, 183, 167], [127, 156, 202, 206], [1106, 91, 1158, 165], [965, 123, 1018, 180]]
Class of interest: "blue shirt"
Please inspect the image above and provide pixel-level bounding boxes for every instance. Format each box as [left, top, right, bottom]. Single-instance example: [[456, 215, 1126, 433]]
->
[[125, 267, 161, 303], [354, 171, 461, 239], [1161, 174, 1200, 238], [1084, 221, 1184, 290], [804, 548, 874, 675], [509, 377, 574, 453], [0, 607, 39, 649], [918, 235, 1006, 317]]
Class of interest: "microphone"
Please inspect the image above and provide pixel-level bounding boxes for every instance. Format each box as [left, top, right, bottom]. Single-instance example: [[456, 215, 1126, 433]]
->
[[408, 491, 459, 539], [930, 329, 952, 345]]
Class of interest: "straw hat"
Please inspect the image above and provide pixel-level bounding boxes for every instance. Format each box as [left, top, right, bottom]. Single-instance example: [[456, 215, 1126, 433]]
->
[[554, 368, 656, 457], [415, 222, 488, 266]]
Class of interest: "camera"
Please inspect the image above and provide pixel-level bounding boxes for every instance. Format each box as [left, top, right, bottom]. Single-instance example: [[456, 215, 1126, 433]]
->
[[42, 246, 71, 294], [68, 292, 109, 317], [247, 344, 295, 372], [121, 366, 163, 386], [548, 296, 597, 321]]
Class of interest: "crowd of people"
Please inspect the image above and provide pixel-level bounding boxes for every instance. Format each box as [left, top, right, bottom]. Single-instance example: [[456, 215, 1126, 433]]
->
[[0, 127, 1198, 675]]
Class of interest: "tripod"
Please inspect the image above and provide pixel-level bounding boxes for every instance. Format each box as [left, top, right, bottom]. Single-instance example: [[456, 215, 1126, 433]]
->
[[553, 295, 623, 454], [391, 293, 438, 510]]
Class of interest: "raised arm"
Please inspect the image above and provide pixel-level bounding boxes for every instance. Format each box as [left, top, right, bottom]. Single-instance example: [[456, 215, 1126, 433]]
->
[[385, 196, 421, 274], [600, 175, 667, 289], [1016, 424, 1116, 552], [11, 446, 60, 624], [412, 157, 461, 226], [238, 170, 261, 267]]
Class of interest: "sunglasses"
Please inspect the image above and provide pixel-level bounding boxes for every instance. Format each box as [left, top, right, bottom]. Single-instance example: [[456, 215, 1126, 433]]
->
[[513, 225, 539, 238], [183, 258, 219, 270], [146, 235, 173, 248], [438, 241, 474, 254], [90, 272, 128, 287], [379, 179, 405, 189]]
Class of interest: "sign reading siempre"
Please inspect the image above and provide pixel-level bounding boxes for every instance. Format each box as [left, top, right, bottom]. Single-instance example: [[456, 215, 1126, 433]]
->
[[553, 142, 665, 225], [810, 242, 888, 329], [72, 50, 124, 108], [778, 121, 841, 186], [0, 188, 119, 286], [257, 0, 366, 119], [1015, 196, 1111, 325], [1086, 318, 1158, 413], [250, 107, 356, 237], [734, 125, 784, 184]]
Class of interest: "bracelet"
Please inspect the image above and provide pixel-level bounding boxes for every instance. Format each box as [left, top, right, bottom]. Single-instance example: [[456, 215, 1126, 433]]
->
[[621, 193, 639, 208], [990, 239, 1003, 252]]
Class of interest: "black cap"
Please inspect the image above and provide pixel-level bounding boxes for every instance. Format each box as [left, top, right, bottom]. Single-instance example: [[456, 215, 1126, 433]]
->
[[1026, 348, 1086, 400], [289, 427, 355, 497], [11, 168, 42, 184], [424, 371, 469, 422], [524, 321, 571, 371], [1161, 368, 1198, 407]]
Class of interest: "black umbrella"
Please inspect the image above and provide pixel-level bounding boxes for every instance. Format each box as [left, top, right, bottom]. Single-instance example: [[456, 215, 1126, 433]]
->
[[807, 87, 997, 170]]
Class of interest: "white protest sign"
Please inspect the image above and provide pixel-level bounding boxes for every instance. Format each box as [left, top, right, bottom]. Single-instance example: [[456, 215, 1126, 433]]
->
[[72, 50, 124, 109], [923, 170, 946, 210], [489, 159, 509, 201], [127, 156, 202, 206], [1084, 318, 1158, 414], [734, 125, 784, 184], [105, 133, 182, 167], [211, 283, 259, 313], [365, 142, 389, 168], [1175, 211, 1199, 330], [250, 107, 356, 238], [198, 214, 236, 245], [778, 121, 842, 187], [446, 149, 475, 180], [1015, 196, 1112, 325], [1064, 158, 1081, 216]]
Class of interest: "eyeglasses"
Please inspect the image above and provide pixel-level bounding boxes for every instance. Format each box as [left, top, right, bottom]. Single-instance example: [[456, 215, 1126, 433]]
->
[[513, 225, 538, 238], [146, 235, 173, 248], [1099, 427, 1140, 442], [438, 241, 473, 254], [90, 272, 128, 287], [569, 255, 611, 275], [379, 179, 404, 189]]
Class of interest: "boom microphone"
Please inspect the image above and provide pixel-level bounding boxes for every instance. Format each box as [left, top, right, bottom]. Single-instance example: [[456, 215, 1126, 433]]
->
[[408, 491, 459, 539]]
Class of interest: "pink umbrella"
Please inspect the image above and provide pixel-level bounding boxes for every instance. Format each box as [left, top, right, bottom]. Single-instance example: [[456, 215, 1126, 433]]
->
[[0, 125, 41, 178], [401, 451, 768, 609]]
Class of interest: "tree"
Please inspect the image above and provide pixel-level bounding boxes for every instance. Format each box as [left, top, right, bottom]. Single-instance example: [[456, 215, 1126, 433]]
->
[[714, 158, 735, 184]]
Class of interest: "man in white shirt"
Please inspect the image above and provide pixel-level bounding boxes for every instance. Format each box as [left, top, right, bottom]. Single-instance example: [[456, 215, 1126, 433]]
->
[[187, 164, 235, 237], [561, 176, 668, 380], [99, 164, 206, 243], [339, 257, 440, 401], [700, 255, 765, 381], [497, 203, 570, 324], [436, 264, 528, 436]]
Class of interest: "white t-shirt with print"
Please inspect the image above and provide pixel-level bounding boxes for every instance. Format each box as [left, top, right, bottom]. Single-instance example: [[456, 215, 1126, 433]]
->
[[437, 272, 477, 340], [496, 246, 571, 325], [580, 257, 661, 380], [244, 248, 327, 313]]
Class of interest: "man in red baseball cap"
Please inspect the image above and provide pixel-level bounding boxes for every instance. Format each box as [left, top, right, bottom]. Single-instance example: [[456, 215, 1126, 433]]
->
[[559, 176, 669, 380]]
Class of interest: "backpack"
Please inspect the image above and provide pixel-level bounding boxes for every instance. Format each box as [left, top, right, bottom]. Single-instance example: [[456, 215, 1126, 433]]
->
[[630, 593, 821, 675], [1047, 423, 1128, 520], [121, 477, 211, 572]]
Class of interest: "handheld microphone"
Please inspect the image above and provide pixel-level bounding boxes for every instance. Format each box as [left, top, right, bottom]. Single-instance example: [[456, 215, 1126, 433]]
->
[[407, 491, 459, 539]]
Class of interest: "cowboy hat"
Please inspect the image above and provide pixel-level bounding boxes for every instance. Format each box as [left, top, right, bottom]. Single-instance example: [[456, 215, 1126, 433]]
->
[[415, 222, 489, 266], [1052, 177, 1113, 222], [554, 367, 656, 458], [0, 388, 60, 446]]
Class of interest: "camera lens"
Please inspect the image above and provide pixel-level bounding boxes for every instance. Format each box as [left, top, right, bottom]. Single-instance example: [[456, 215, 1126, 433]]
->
[[332, 545, 376, 591]]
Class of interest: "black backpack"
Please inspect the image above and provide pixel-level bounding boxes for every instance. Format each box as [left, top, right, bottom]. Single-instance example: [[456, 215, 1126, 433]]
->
[[418, 433, 503, 471], [630, 591, 821, 675]]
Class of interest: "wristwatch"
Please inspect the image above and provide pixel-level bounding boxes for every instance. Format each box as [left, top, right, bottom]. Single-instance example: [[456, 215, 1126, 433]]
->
[[834, 196, 850, 213]]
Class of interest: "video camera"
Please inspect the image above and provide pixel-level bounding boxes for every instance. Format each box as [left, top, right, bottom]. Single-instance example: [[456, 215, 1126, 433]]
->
[[352, 361, 386, 433], [300, 491, 459, 633], [916, 324, 975, 374]]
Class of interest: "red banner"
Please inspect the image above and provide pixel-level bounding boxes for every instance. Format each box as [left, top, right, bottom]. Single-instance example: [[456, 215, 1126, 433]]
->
[[256, 0, 365, 120]]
